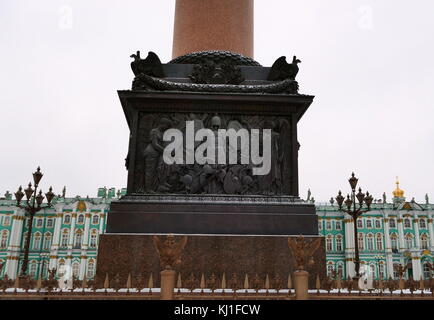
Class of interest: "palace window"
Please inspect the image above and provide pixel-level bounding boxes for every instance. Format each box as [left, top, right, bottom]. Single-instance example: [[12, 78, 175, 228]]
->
[[325, 221, 332, 231], [318, 221, 323, 231], [336, 235, 343, 252], [43, 232, 52, 251], [423, 262, 432, 279], [3, 216, 11, 227], [46, 218, 54, 228], [29, 261, 37, 278], [64, 215, 71, 224], [367, 234, 374, 251], [366, 220, 373, 229], [375, 220, 381, 229], [376, 234, 383, 251], [90, 229, 98, 248], [335, 221, 342, 230], [33, 232, 42, 250], [92, 215, 99, 225], [393, 263, 400, 279], [357, 219, 363, 229], [389, 218, 396, 228], [421, 234, 429, 250], [72, 262, 80, 277], [87, 260, 95, 278], [337, 264, 344, 278], [0, 230, 9, 249], [61, 230, 69, 247], [326, 263, 334, 277], [36, 218, 43, 228], [77, 214, 84, 224], [419, 219, 427, 229], [326, 235, 333, 252], [369, 264, 376, 278], [404, 219, 411, 228], [358, 233, 364, 250], [390, 234, 398, 251], [74, 231, 83, 249], [379, 264, 385, 279], [405, 234, 413, 249]]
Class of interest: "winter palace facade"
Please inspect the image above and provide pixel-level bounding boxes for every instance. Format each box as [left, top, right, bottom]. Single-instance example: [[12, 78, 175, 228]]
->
[[0, 183, 433, 281]]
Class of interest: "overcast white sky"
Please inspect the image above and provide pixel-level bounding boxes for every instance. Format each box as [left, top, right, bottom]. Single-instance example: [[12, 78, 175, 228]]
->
[[0, 0, 433, 202]]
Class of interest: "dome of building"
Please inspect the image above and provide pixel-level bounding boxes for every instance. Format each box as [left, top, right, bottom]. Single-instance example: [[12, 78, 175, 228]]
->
[[393, 178, 405, 198]]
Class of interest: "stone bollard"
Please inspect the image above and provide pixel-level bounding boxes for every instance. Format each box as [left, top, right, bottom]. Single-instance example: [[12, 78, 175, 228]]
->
[[160, 269, 177, 300], [293, 270, 309, 300]]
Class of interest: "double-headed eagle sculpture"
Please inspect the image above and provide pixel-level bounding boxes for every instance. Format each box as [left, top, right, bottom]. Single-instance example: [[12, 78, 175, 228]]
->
[[288, 235, 322, 271], [153, 234, 188, 270]]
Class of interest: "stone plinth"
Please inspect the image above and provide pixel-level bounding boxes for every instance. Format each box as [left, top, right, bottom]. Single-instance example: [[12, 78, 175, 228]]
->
[[96, 234, 326, 289]]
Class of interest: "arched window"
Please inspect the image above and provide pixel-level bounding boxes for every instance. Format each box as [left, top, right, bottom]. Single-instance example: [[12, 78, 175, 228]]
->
[[367, 234, 374, 251], [419, 219, 427, 229], [61, 229, 69, 247], [423, 262, 432, 279], [421, 234, 429, 250], [87, 260, 95, 278], [64, 214, 71, 224], [376, 233, 383, 251], [74, 231, 83, 248], [404, 219, 411, 228], [378, 263, 385, 279], [389, 218, 396, 228], [77, 214, 84, 224], [326, 235, 333, 252], [326, 263, 334, 277], [405, 234, 413, 249], [29, 261, 38, 277], [369, 264, 376, 278], [337, 263, 344, 278], [357, 219, 363, 229], [33, 232, 42, 250], [366, 220, 373, 229], [58, 259, 66, 277], [336, 235, 343, 252], [72, 262, 80, 277], [390, 234, 398, 251], [90, 229, 98, 248], [375, 220, 381, 229], [358, 233, 364, 250], [43, 232, 52, 251], [92, 215, 99, 225], [0, 230, 9, 249]]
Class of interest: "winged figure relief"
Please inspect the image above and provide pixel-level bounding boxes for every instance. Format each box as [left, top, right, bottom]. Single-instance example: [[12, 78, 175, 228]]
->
[[153, 235, 188, 270], [288, 236, 322, 271]]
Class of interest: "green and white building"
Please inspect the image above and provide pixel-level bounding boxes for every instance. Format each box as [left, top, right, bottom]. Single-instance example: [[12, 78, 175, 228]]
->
[[0, 183, 432, 281]]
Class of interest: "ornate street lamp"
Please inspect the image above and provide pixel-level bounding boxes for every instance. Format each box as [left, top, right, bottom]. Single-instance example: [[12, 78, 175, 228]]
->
[[14, 167, 55, 277], [335, 172, 373, 281]]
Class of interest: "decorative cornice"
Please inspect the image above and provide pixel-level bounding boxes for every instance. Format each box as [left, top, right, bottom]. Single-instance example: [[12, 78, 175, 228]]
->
[[397, 219, 403, 223]]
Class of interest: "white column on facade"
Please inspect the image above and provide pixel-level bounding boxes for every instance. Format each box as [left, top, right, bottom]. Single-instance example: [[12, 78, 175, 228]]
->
[[413, 214, 421, 249], [99, 211, 105, 235], [411, 254, 422, 281], [49, 206, 63, 270], [65, 209, 77, 277], [5, 208, 25, 279], [427, 214, 434, 249], [397, 213, 405, 250], [383, 213, 394, 279], [344, 215, 355, 278], [79, 209, 91, 280]]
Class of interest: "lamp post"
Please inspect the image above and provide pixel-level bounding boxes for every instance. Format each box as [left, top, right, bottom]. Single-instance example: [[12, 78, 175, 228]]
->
[[335, 172, 373, 282], [14, 167, 55, 277]]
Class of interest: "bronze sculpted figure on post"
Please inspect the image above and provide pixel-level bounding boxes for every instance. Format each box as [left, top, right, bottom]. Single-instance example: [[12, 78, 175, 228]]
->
[[153, 235, 188, 270], [288, 235, 322, 271]]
